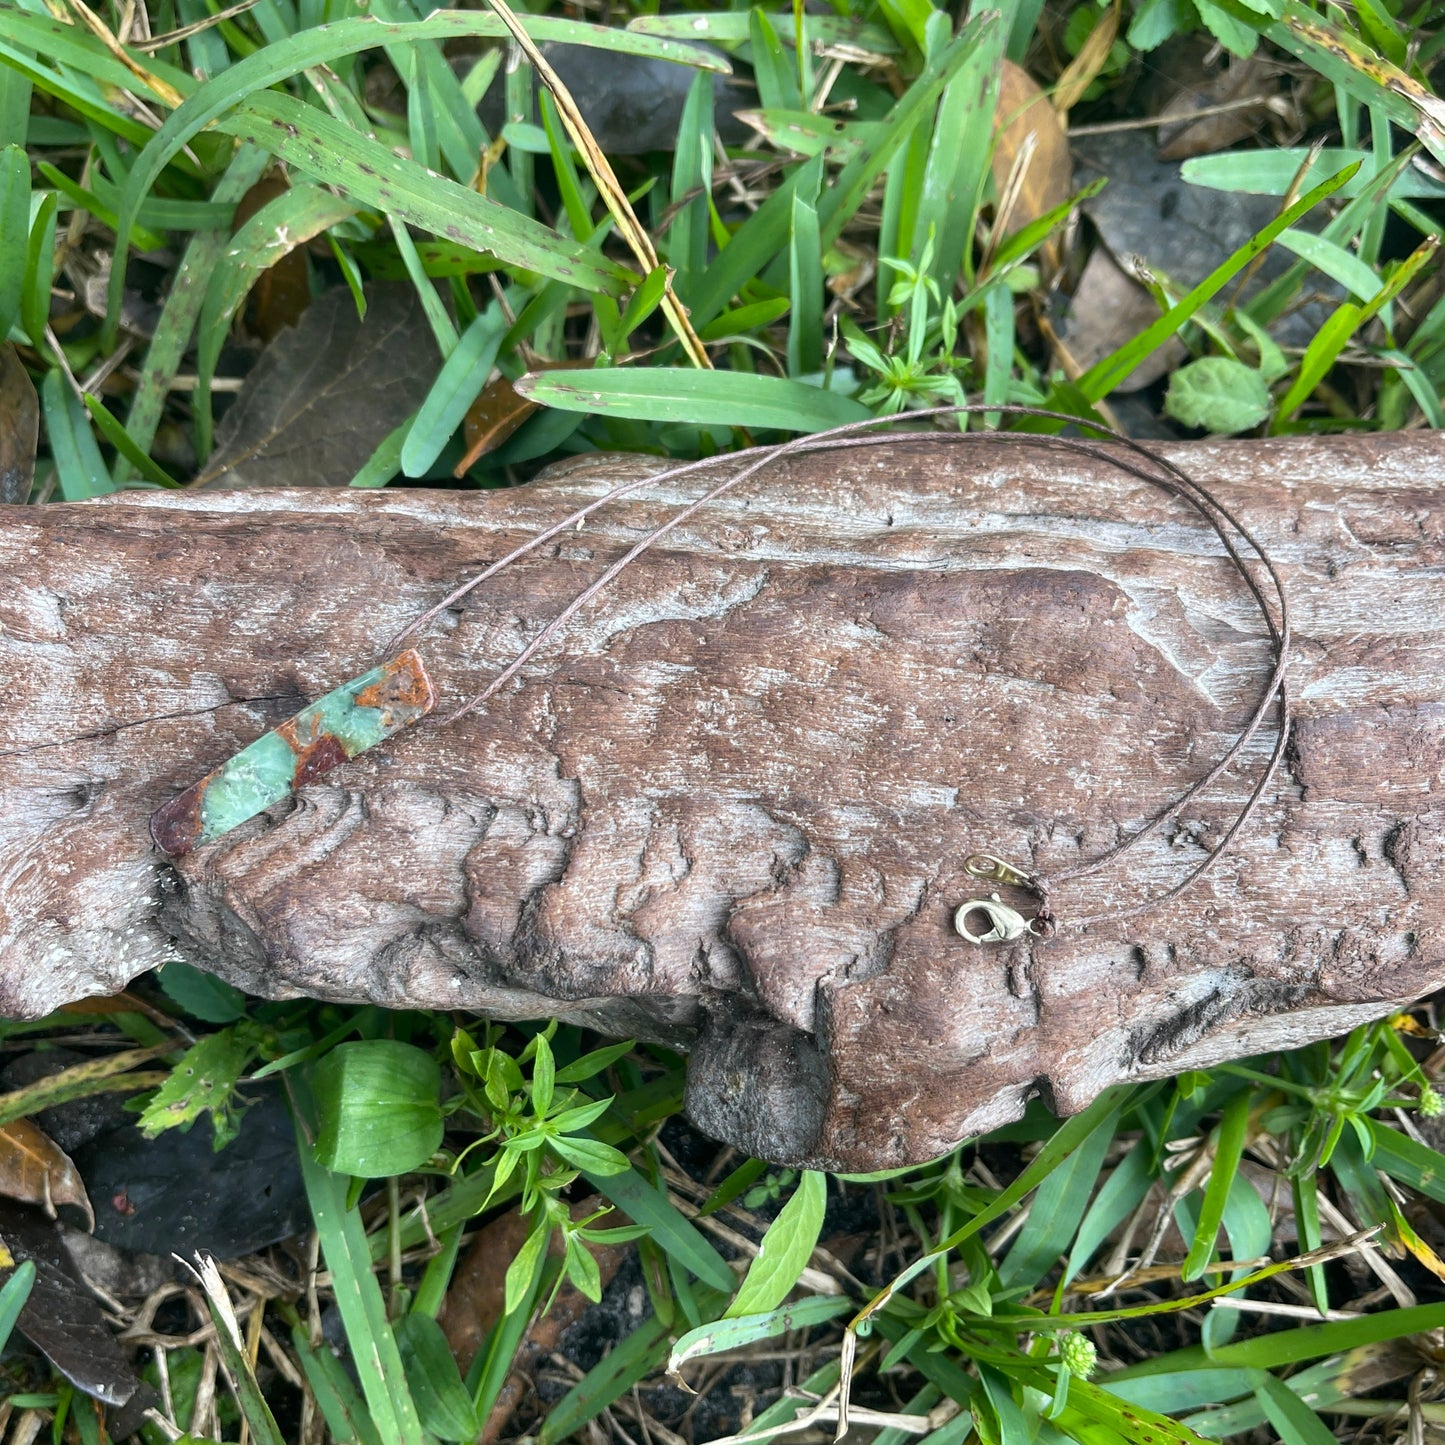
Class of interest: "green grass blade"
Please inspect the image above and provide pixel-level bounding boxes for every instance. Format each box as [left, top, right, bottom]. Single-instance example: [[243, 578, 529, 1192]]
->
[[1273, 234, 1439, 425], [401, 307, 507, 477], [40, 369, 114, 500], [998, 1097, 1114, 1291], [109, 13, 726, 329], [1061, 1136, 1154, 1287], [1113, 1301, 1445, 1377], [626, 11, 901, 55], [913, 18, 1006, 289], [194, 184, 360, 452], [538, 1314, 672, 1445], [1182, 147, 1445, 199], [82, 396, 180, 489], [517, 365, 871, 430], [184, 1255, 288, 1445], [667, 69, 713, 290], [0, 1260, 35, 1353], [21, 189, 55, 359], [1077, 161, 1361, 400], [119, 143, 271, 478], [750, 8, 801, 112], [1183, 1087, 1250, 1282], [1276, 228, 1384, 301], [296, 1133, 427, 1445], [217, 90, 632, 296], [787, 161, 823, 376], [0, 143, 29, 339], [290, 1325, 385, 1445], [583, 1165, 736, 1292], [685, 15, 995, 330]]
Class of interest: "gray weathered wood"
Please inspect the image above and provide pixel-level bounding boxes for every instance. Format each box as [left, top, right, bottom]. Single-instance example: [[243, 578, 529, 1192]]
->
[[2, 432, 1442, 1168]]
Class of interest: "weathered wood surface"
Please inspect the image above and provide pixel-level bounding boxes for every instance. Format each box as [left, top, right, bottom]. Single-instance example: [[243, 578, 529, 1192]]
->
[[2, 432, 1442, 1168]]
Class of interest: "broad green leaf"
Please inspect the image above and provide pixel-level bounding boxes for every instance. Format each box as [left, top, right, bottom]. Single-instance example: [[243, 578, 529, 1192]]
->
[[395, 1312, 480, 1442], [728, 1171, 827, 1317], [1254, 1374, 1338, 1445], [670, 1295, 852, 1372], [401, 307, 507, 477], [516, 366, 870, 431], [136, 1027, 258, 1149], [311, 1040, 443, 1178], [156, 962, 246, 1024], [1193, 0, 1259, 56], [1182, 148, 1445, 199], [1165, 356, 1272, 436]]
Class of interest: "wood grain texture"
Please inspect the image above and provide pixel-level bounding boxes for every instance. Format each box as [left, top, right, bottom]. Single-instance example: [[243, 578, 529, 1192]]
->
[[2, 432, 1442, 1168]]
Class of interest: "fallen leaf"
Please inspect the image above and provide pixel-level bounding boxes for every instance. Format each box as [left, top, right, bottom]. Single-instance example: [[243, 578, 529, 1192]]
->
[[1073, 129, 1341, 352], [0, 342, 38, 504], [1157, 56, 1283, 161], [455, 374, 541, 476], [232, 168, 313, 342], [0, 1120, 95, 1231], [74, 1083, 308, 1259], [1054, 245, 1184, 393], [455, 359, 591, 474], [990, 60, 1072, 273], [0, 1196, 151, 1413], [193, 282, 439, 488]]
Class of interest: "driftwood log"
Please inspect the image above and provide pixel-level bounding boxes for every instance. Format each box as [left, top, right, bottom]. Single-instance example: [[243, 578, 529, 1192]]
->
[[2, 432, 1443, 1169]]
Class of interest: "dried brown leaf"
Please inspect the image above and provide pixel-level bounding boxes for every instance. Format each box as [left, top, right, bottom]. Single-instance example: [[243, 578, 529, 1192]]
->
[[0, 1120, 95, 1231], [193, 283, 437, 489], [1053, 0, 1121, 117], [1156, 57, 1282, 160], [991, 61, 1072, 273], [0, 342, 38, 505]]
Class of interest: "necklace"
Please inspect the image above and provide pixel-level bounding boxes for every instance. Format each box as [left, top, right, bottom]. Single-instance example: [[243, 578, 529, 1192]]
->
[[151, 405, 1291, 946]]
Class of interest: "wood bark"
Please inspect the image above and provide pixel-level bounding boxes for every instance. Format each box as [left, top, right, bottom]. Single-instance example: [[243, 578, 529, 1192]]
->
[[2, 432, 1442, 1169]]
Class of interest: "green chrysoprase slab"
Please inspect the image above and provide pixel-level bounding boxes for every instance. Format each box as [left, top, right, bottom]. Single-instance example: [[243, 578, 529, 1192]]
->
[[149, 650, 435, 857]]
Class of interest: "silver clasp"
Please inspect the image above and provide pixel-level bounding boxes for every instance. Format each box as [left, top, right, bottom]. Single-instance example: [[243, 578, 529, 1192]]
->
[[954, 892, 1038, 945]]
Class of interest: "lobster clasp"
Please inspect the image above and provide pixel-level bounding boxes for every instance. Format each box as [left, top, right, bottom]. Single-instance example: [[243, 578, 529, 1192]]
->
[[954, 892, 1036, 945]]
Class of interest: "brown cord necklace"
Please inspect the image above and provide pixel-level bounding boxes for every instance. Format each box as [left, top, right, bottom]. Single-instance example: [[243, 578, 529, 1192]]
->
[[153, 404, 1291, 947]]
